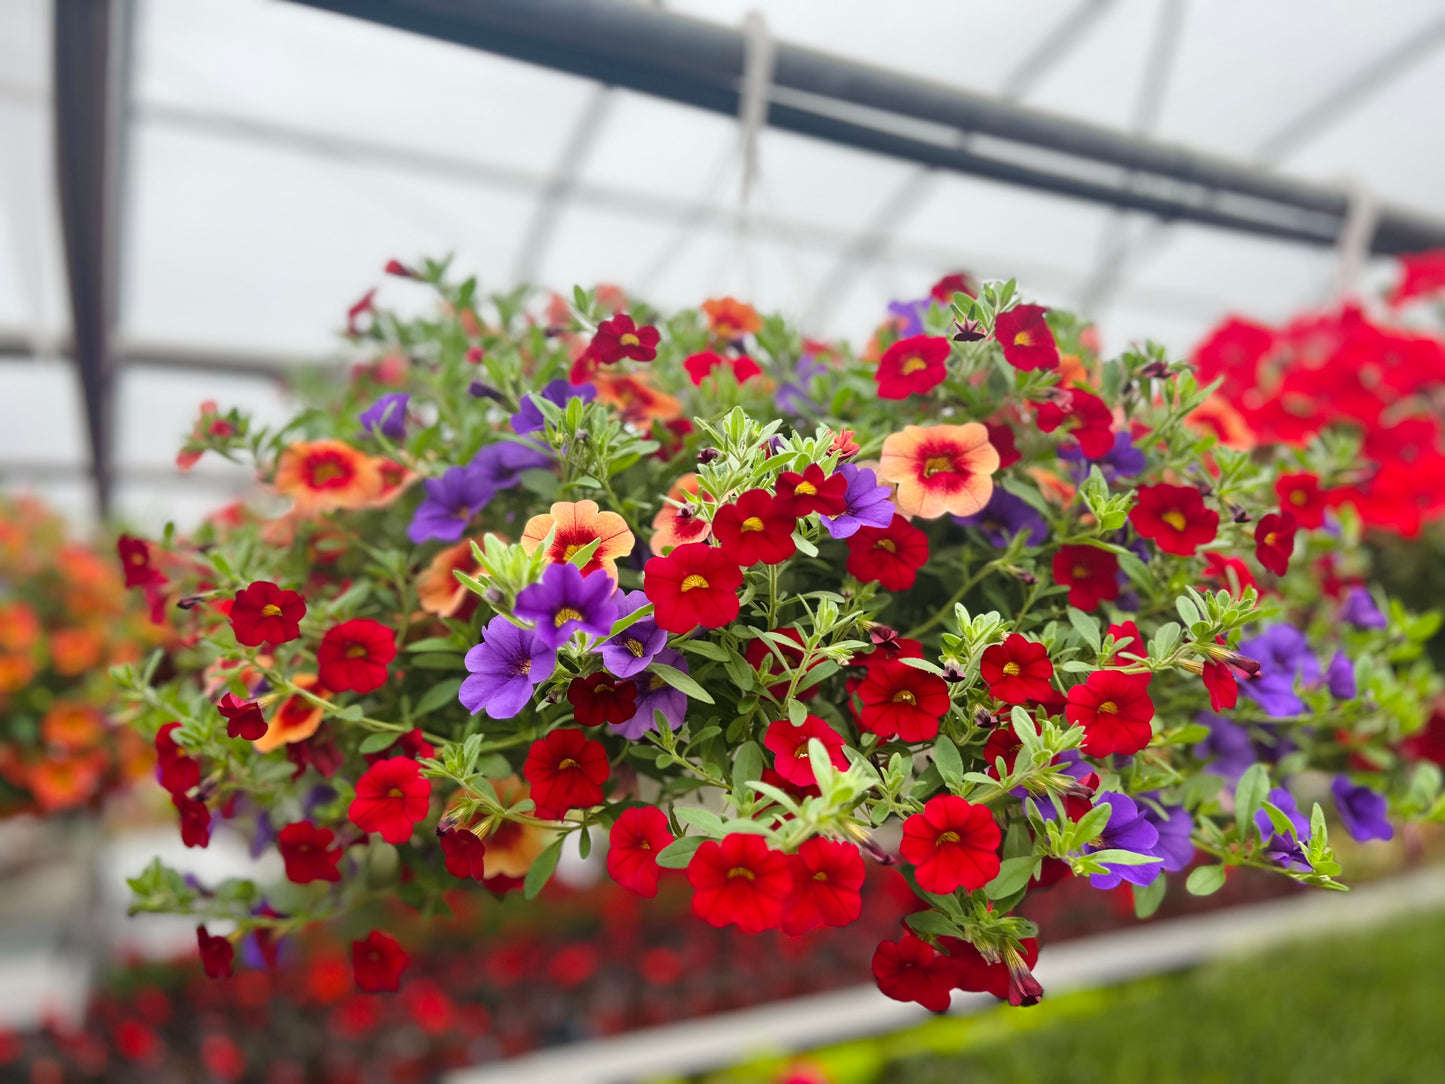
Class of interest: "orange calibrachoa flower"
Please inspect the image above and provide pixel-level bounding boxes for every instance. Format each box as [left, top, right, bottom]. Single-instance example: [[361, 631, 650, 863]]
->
[[49, 627, 105, 676], [274, 440, 383, 515], [364, 457, 420, 508], [0, 654, 36, 695], [593, 372, 683, 426], [879, 424, 1000, 519], [521, 500, 635, 581], [0, 602, 40, 653], [650, 474, 715, 556], [416, 538, 487, 619], [41, 702, 106, 751], [29, 751, 107, 812], [702, 296, 762, 340], [254, 675, 331, 754]]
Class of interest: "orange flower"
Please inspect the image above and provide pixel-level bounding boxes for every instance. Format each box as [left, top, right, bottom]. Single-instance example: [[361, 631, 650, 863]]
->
[[41, 701, 106, 751], [0, 602, 39, 653], [275, 440, 383, 515], [521, 500, 634, 581], [254, 674, 330, 753], [416, 538, 487, 619], [50, 627, 105, 676], [0, 654, 36, 695], [365, 457, 420, 508], [650, 474, 715, 556], [593, 371, 682, 426], [29, 751, 107, 812], [1056, 353, 1091, 388], [879, 424, 1000, 519], [477, 778, 551, 878], [702, 297, 762, 339], [1188, 396, 1257, 451]]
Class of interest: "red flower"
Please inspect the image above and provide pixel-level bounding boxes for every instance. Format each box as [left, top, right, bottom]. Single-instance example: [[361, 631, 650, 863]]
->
[[942, 936, 1040, 1003], [277, 821, 343, 884], [607, 805, 675, 898], [931, 272, 975, 302], [1052, 545, 1119, 611], [712, 489, 797, 566], [567, 672, 638, 727], [764, 715, 849, 787], [1275, 472, 1327, 529], [317, 618, 396, 694], [643, 542, 744, 634], [196, 926, 233, 980], [1391, 248, 1445, 307], [982, 724, 1023, 778], [1035, 388, 1114, 458], [846, 514, 929, 590], [217, 694, 267, 741], [994, 304, 1060, 371], [229, 581, 306, 648], [523, 729, 609, 819], [1202, 551, 1258, 597], [1065, 670, 1155, 756], [900, 795, 1001, 893], [590, 314, 659, 364], [875, 334, 950, 399], [781, 838, 865, 936], [117, 535, 164, 588], [1128, 484, 1218, 556], [745, 628, 822, 700], [1255, 511, 1297, 576], [438, 827, 488, 880], [349, 757, 431, 844], [979, 634, 1054, 705], [687, 833, 794, 933], [857, 660, 950, 742], [984, 421, 1021, 469], [352, 930, 409, 993], [1202, 659, 1238, 711], [364, 727, 435, 766], [1106, 620, 1146, 665], [871, 932, 958, 1012], [775, 463, 848, 517], [683, 351, 762, 386], [173, 793, 211, 848], [155, 722, 200, 795]]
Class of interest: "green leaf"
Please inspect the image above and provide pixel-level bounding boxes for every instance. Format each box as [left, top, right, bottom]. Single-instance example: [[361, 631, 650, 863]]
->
[[680, 638, 730, 661], [648, 663, 715, 704], [655, 835, 707, 869], [1235, 763, 1270, 838], [565, 536, 602, 571], [732, 741, 764, 794], [1067, 607, 1101, 654], [1260, 801, 1299, 839], [905, 910, 961, 939], [985, 855, 1039, 899], [406, 637, 463, 654], [1186, 865, 1226, 896], [358, 732, 399, 755], [1133, 876, 1167, 918], [523, 839, 564, 900], [414, 677, 463, 717], [933, 737, 964, 792], [1088, 849, 1163, 866], [674, 807, 724, 835], [606, 602, 655, 639], [411, 653, 465, 670]]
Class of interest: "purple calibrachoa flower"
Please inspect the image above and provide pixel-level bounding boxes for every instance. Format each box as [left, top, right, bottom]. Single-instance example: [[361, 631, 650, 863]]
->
[[511, 379, 596, 436], [359, 392, 409, 441], [408, 464, 494, 544], [821, 464, 896, 539], [1341, 587, 1388, 630], [1239, 624, 1322, 717], [775, 355, 828, 415], [953, 488, 1048, 548], [514, 563, 619, 650], [621, 646, 689, 740], [1084, 792, 1162, 889], [1193, 712, 1257, 783], [887, 297, 932, 337], [459, 615, 556, 719], [1331, 776, 1393, 843], [1139, 794, 1195, 872], [1060, 430, 1145, 481], [1254, 787, 1312, 871], [596, 589, 666, 679], [472, 440, 554, 487], [1326, 652, 1357, 699]]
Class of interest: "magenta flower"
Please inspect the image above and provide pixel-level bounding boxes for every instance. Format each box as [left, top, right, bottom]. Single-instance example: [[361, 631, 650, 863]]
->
[[459, 615, 556, 719], [514, 563, 619, 649]]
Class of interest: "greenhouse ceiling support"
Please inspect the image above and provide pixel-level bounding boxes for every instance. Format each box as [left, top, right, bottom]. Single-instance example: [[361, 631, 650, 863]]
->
[[289, 0, 1445, 255]]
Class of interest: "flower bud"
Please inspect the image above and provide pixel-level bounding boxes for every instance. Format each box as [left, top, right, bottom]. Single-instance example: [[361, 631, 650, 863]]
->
[[867, 623, 900, 648], [176, 595, 205, 610], [696, 447, 721, 465], [1231, 503, 1251, 524], [1004, 945, 1044, 1007], [952, 317, 985, 343], [465, 346, 484, 364], [1139, 359, 1171, 379], [941, 661, 967, 684]]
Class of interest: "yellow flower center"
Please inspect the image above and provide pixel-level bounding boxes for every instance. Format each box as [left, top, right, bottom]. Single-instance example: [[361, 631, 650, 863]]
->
[[554, 607, 583, 627], [727, 867, 755, 881], [1073, 565, 1089, 579], [923, 455, 954, 477], [1264, 532, 1278, 547], [387, 786, 403, 799], [1162, 511, 1187, 531], [346, 643, 369, 659], [741, 516, 765, 533], [1003, 661, 1020, 675], [1290, 491, 1307, 505], [623, 636, 646, 657], [1099, 700, 1118, 714], [900, 356, 929, 375], [562, 543, 585, 561], [891, 689, 916, 705], [261, 604, 282, 617], [518, 658, 532, 675], [876, 538, 897, 553], [1013, 330, 1033, 347], [681, 574, 710, 591], [794, 481, 817, 497], [936, 830, 960, 844], [307, 459, 347, 486], [812, 870, 829, 881], [619, 332, 640, 347], [558, 758, 580, 770]]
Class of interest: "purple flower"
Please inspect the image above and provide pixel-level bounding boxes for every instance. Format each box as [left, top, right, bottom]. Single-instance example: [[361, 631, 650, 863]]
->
[[775, 355, 828, 415], [953, 488, 1048, 548], [459, 615, 556, 719], [1238, 624, 1321, 718], [359, 392, 409, 441], [511, 379, 596, 436], [1139, 795, 1194, 872], [1084, 792, 1162, 890], [1331, 776, 1393, 843], [1060, 431, 1145, 481], [1254, 787, 1312, 871], [887, 297, 932, 337], [1193, 712, 1257, 783], [1341, 587, 1387, 630], [1326, 652, 1356, 699], [821, 464, 896, 539], [596, 589, 666, 679], [472, 440, 554, 488], [408, 464, 494, 544], [514, 563, 619, 650], [621, 647, 689, 740]]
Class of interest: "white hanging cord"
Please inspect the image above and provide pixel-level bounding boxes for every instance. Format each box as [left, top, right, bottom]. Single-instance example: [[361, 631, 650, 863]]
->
[[737, 9, 775, 217], [1334, 177, 1378, 304]]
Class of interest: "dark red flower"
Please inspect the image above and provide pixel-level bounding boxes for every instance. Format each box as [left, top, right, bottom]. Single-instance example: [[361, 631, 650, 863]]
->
[[857, 660, 950, 742], [384, 258, 415, 278], [900, 795, 1001, 893], [567, 672, 639, 727], [745, 628, 822, 700], [712, 489, 797, 566], [643, 542, 744, 634], [781, 838, 865, 935], [196, 926, 233, 980], [875, 334, 950, 399], [590, 313, 660, 364], [1106, 621, 1146, 665], [229, 581, 306, 648], [984, 421, 1021, 469], [1052, 544, 1119, 611], [994, 304, 1060, 371], [683, 351, 762, 386], [352, 931, 409, 993], [1275, 472, 1327, 529], [982, 723, 1024, 778], [523, 729, 609, 819], [173, 793, 211, 848], [1128, 484, 1219, 556], [764, 715, 850, 787], [687, 833, 794, 933], [1065, 670, 1154, 756], [1255, 511, 1297, 576], [217, 694, 267, 741], [1202, 659, 1238, 711], [155, 722, 200, 795], [1035, 387, 1114, 458], [348, 757, 431, 844], [607, 805, 675, 898], [871, 932, 957, 1012], [846, 514, 929, 590], [941, 936, 1040, 1003], [930, 272, 976, 302], [317, 618, 396, 694], [277, 821, 343, 884], [438, 827, 488, 880], [979, 634, 1054, 705], [775, 463, 848, 517], [117, 535, 165, 588]]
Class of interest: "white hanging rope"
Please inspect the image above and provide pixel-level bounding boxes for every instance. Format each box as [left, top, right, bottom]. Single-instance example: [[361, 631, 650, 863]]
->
[[737, 9, 775, 217], [1334, 177, 1378, 303]]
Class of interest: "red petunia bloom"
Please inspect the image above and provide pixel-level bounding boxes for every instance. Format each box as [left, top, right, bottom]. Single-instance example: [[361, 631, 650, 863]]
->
[[277, 821, 343, 884], [217, 694, 267, 741], [781, 837, 865, 936], [942, 935, 1040, 1004], [875, 334, 950, 399], [1202, 659, 1238, 711], [871, 932, 959, 1012], [763, 715, 850, 787], [1052, 545, 1119, 611], [687, 833, 794, 933], [349, 757, 431, 844], [364, 727, 434, 766], [683, 351, 762, 386], [117, 535, 165, 588], [1128, 484, 1219, 556], [317, 618, 396, 694], [523, 729, 609, 819], [643, 542, 744, 634], [1275, 472, 1327, 529], [745, 627, 823, 700], [979, 634, 1054, 705], [900, 795, 1001, 893], [590, 314, 660, 364], [1106, 620, 1147, 665], [931, 272, 976, 302], [352, 931, 409, 993], [567, 672, 638, 727], [1202, 551, 1258, 597], [982, 723, 1024, 778], [196, 926, 233, 980], [1065, 670, 1155, 756], [229, 581, 306, 648], [1255, 510, 1297, 576], [174, 793, 211, 848], [775, 463, 848, 517], [846, 514, 929, 591], [1035, 387, 1114, 458], [607, 805, 676, 898], [155, 721, 200, 795], [984, 421, 1021, 469], [857, 660, 950, 742], [438, 827, 488, 880], [994, 304, 1060, 371], [712, 489, 797, 566], [1391, 249, 1445, 307]]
